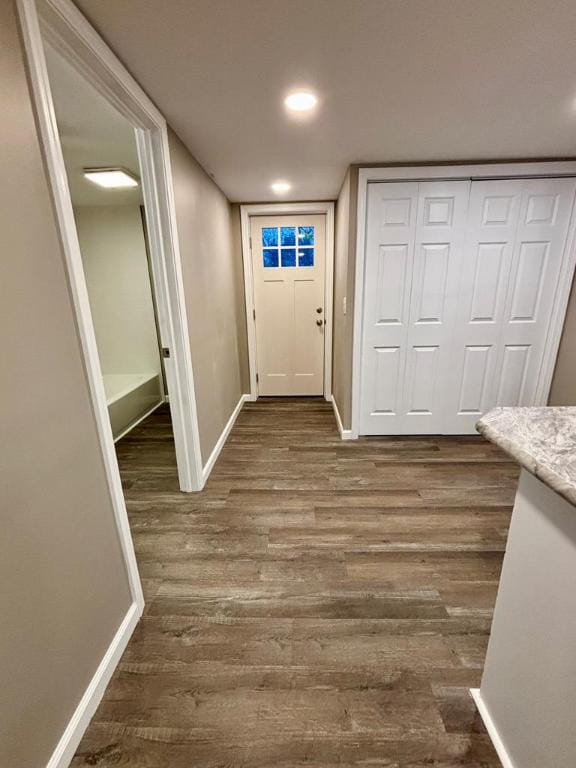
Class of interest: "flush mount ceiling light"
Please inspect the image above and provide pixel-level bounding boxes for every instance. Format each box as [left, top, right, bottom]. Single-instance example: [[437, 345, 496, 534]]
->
[[284, 90, 318, 113], [271, 180, 291, 194], [83, 167, 139, 189]]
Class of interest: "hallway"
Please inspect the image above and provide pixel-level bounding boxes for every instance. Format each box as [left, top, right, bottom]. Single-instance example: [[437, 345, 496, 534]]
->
[[72, 398, 516, 766]]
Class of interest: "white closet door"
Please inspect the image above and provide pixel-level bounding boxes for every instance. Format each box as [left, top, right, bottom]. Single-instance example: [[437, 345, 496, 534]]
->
[[445, 178, 576, 432], [360, 180, 470, 434]]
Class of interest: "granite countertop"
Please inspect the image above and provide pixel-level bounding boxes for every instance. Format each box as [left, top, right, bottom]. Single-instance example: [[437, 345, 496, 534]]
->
[[476, 407, 576, 506]]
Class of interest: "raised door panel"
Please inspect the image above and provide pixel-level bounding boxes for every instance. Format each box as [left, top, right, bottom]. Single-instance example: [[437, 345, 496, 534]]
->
[[378, 195, 413, 231], [405, 345, 440, 416], [256, 278, 292, 395], [413, 243, 450, 324], [469, 243, 508, 323], [293, 277, 324, 394], [457, 345, 494, 415], [375, 245, 408, 325], [497, 345, 531, 405], [508, 241, 549, 323], [372, 346, 402, 415]]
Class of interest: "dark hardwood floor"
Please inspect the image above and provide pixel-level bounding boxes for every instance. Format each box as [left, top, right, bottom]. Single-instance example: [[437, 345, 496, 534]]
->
[[72, 397, 517, 767]]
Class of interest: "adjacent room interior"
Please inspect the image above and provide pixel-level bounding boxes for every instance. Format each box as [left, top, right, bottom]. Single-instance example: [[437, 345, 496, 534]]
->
[[45, 44, 167, 443], [3, 1, 576, 768]]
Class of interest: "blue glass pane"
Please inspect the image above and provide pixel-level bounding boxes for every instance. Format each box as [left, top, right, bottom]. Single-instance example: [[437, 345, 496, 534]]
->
[[262, 227, 278, 247], [298, 226, 315, 245], [263, 248, 279, 267], [281, 226, 296, 246], [281, 248, 296, 267], [298, 247, 314, 267]]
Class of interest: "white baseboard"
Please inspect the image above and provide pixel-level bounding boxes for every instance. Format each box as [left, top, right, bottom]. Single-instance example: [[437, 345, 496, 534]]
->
[[47, 601, 141, 768], [202, 394, 248, 484], [331, 395, 354, 440], [470, 689, 516, 768]]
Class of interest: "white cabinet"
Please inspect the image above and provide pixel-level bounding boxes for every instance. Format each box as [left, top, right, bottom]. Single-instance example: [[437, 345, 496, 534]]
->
[[359, 177, 576, 435]]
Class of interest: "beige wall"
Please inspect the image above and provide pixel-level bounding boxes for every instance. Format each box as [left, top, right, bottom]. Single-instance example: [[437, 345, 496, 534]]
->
[[168, 130, 249, 463], [74, 205, 161, 376], [549, 273, 576, 405], [231, 202, 251, 389], [0, 3, 133, 767], [332, 167, 358, 429]]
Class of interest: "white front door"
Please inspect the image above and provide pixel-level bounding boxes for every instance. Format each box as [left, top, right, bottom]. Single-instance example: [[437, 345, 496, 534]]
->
[[250, 215, 326, 396], [360, 181, 470, 434]]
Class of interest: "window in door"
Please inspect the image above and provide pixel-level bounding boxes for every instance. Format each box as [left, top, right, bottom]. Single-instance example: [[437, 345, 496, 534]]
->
[[262, 226, 315, 267]]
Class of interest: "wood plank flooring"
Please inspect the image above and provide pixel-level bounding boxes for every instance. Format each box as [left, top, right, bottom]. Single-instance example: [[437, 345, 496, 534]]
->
[[72, 397, 517, 767]]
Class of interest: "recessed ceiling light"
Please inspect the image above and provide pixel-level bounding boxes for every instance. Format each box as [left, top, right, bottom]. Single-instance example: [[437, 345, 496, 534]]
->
[[271, 180, 291, 194], [284, 91, 318, 113], [84, 167, 139, 189]]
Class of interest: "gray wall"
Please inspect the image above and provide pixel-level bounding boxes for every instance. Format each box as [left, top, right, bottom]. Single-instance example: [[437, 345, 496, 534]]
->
[[0, 3, 133, 766], [168, 129, 249, 463], [332, 166, 358, 429], [549, 274, 576, 405]]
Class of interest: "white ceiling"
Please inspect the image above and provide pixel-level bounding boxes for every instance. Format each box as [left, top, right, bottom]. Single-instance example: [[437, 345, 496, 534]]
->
[[73, 0, 576, 202], [45, 44, 143, 207]]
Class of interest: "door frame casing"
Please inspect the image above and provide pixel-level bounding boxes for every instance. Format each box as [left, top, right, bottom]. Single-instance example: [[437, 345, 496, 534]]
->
[[352, 162, 576, 438], [240, 202, 335, 401], [17, 0, 206, 607]]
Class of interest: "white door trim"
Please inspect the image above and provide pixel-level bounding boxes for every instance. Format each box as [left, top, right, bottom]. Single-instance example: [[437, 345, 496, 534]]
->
[[352, 162, 576, 438], [17, 0, 206, 609], [240, 202, 335, 401]]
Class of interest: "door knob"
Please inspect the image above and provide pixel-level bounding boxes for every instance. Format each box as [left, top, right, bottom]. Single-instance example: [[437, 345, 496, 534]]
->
[[316, 319, 323, 326], [316, 307, 323, 313]]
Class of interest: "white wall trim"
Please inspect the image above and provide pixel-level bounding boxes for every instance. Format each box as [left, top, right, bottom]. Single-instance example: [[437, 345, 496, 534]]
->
[[331, 395, 353, 440], [470, 689, 516, 768], [17, 0, 204, 494], [240, 202, 335, 402], [359, 161, 576, 182], [202, 394, 249, 483], [351, 161, 576, 438], [46, 602, 140, 768]]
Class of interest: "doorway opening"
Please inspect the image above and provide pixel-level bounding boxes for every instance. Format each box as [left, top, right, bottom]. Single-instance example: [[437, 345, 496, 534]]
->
[[45, 45, 168, 442]]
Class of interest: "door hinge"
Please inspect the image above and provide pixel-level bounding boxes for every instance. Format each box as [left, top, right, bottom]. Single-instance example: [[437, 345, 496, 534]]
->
[[253, 308, 256, 321], [256, 373, 259, 383], [249, 236, 252, 250], [162, 347, 170, 359]]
